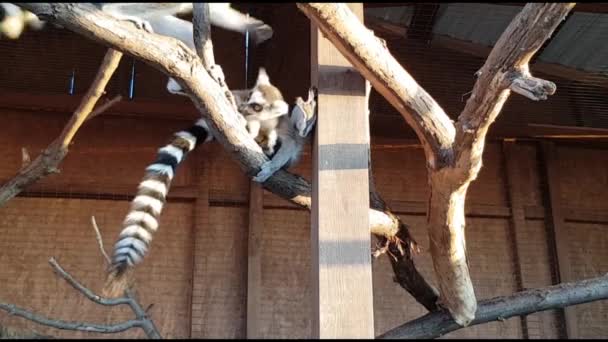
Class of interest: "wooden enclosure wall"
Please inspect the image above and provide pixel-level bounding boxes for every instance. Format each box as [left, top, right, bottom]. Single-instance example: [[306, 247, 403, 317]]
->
[[0, 109, 607, 338], [1, 3, 607, 339]]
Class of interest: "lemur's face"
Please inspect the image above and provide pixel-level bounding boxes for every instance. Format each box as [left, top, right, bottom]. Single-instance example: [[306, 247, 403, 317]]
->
[[238, 68, 288, 120]]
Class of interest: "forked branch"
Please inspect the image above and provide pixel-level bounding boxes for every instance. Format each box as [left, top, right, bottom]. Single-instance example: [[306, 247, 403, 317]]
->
[[297, 2, 575, 325], [0, 219, 161, 338]]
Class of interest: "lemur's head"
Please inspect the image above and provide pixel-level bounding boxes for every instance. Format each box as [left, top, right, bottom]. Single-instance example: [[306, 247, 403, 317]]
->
[[238, 68, 289, 120], [290, 87, 317, 137]]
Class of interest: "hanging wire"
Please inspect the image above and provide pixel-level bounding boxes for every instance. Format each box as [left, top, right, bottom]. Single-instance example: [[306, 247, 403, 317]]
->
[[245, 13, 250, 87], [128, 58, 136, 100], [68, 68, 76, 95]]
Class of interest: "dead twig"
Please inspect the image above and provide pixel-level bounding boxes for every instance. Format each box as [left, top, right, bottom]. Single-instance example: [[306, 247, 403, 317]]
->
[[0, 220, 162, 339], [0, 257, 161, 338], [91, 216, 111, 266]]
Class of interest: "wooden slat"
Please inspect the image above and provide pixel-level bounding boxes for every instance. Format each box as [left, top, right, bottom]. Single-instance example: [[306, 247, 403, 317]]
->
[[502, 140, 534, 338], [190, 147, 210, 338], [246, 181, 264, 338], [541, 141, 578, 338], [310, 3, 374, 338], [0, 90, 199, 121]]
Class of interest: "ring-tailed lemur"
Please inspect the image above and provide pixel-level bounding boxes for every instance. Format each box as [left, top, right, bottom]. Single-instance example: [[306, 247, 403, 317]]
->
[[253, 87, 318, 183], [103, 70, 291, 297]]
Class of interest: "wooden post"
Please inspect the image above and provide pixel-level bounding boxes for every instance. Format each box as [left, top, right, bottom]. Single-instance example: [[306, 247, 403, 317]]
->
[[540, 141, 577, 338], [246, 181, 264, 338], [310, 3, 374, 338]]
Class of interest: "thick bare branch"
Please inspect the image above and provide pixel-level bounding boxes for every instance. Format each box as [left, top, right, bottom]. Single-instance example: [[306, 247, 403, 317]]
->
[[297, 1, 575, 326], [0, 48, 122, 207], [427, 3, 574, 325], [379, 274, 608, 339], [297, 3, 454, 167], [17, 2, 436, 311]]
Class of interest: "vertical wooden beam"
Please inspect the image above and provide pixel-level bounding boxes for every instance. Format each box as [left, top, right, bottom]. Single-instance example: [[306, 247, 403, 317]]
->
[[246, 181, 264, 338], [310, 3, 374, 339], [190, 147, 210, 338], [540, 141, 577, 338], [502, 140, 533, 338]]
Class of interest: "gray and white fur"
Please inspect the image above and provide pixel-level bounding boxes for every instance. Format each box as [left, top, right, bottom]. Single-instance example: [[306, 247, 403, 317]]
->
[[0, 3, 45, 39], [103, 71, 290, 297], [253, 87, 318, 183], [94, 3, 273, 96]]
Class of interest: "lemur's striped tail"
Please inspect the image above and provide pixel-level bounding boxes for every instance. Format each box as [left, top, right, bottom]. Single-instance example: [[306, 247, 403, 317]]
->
[[102, 118, 213, 298]]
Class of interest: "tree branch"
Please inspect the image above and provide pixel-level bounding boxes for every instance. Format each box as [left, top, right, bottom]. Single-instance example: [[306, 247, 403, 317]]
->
[[297, 3, 454, 167], [15, 2, 436, 312], [298, 2, 575, 325], [427, 4, 573, 325], [14, 3, 440, 309], [192, 3, 214, 69], [379, 273, 608, 339], [0, 256, 161, 338], [0, 302, 142, 334], [0, 48, 122, 207]]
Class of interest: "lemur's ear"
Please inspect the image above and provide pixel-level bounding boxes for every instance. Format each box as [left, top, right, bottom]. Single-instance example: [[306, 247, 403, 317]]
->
[[255, 68, 270, 86]]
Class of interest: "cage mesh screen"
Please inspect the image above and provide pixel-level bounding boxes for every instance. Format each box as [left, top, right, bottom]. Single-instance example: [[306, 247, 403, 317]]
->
[[0, 3, 606, 339]]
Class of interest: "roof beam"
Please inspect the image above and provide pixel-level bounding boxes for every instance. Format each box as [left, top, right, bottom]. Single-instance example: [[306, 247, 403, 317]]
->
[[364, 17, 608, 89], [407, 3, 440, 42], [431, 35, 608, 89], [494, 3, 608, 14]]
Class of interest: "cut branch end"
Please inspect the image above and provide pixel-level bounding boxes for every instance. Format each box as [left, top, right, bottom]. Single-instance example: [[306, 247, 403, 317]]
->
[[509, 73, 557, 101]]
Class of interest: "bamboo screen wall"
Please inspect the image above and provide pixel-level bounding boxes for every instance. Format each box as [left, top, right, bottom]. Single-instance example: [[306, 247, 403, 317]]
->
[[0, 3, 607, 339]]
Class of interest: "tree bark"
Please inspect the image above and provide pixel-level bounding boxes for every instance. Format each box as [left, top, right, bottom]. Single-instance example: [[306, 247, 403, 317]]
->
[[297, 2, 574, 325], [378, 274, 608, 339]]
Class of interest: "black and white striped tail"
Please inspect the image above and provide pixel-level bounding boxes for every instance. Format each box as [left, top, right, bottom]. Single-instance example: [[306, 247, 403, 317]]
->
[[103, 118, 213, 297]]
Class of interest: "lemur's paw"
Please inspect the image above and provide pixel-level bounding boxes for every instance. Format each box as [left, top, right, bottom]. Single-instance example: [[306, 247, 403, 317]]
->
[[253, 162, 275, 183], [250, 23, 273, 44], [124, 17, 154, 33]]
